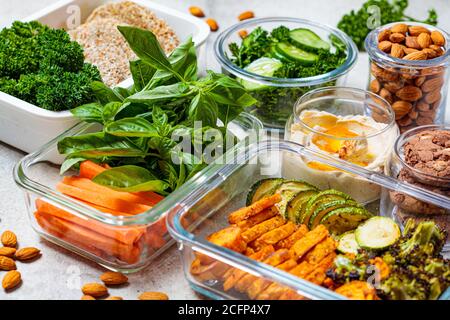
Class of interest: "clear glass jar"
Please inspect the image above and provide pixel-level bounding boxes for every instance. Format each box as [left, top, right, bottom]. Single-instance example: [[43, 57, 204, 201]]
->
[[285, 87, 399, 203], [365, 22, 450, 133], [383, 124, 450, 250], [214, 17, 357, 130]]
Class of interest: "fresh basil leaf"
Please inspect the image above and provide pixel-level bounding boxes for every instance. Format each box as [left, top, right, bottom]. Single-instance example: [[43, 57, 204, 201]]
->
[[114, 87, 132, 99], [102, 102, 129, 123], [60, 157, 85, 174], [129, 59, 156, 91], [93, 165, 168, 193], [126, 82, 192, 103], [158, 160, 179, 191], [117, 26, 180, 79], [149, 136, 177, 160], [105, 117, 159, 137], [58, 133, 146, 158], [91, 81, 123, 104], [188, 92, 218, 128], [70, 102, 103, 123]]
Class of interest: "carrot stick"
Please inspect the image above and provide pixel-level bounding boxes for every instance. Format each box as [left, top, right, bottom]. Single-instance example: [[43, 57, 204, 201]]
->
[[77, 200, 134, 216], [56, 182, 151, 214], [228, 194, 282, 224], [79, 160, 106, 179], [35, 210, 141, 264], [35, 199, 145, 245]]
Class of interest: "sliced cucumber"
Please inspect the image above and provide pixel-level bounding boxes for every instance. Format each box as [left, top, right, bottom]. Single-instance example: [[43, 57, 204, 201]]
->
[[276, 190, 300, 218], [320, 207, 372, 235], [289, 28, 330, 51], [275, 42, 318, 66], [355, 217, 400, 250], [239, 57, 283, 91], [308, 200, 359, 229], [301, 190, 353, 226], [274, 180, 318, 218], [337, 232, 360, 255], [286, 190, 319, 223], [246, 178, 284, 205]]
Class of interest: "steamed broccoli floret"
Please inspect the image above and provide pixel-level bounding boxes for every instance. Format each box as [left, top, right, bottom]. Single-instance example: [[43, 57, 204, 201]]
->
[[0, 21, 101, 111]]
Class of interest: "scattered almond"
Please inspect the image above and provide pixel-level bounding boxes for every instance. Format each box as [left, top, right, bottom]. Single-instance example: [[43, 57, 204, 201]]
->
[[392, 101, 413, 119], [188, 6, 205, 18], [395, 86, 423, 102], [82, 283, 108, 298], [2, 270, 21, 290], [15, 247, 40, 261], [206, 18, 218, 32], [389, 33, 405, 43], [408, 26, 430, 36], [378, 41, 392, 52], [391, 43, 404, 58], [106, 296, 123, 300], [100, 271, 128, 286], [238, 11, 254, 21], [417, 33, 431, 49], [138, 291, 169, 300], [431, 30, 445, 46], [391, 23, 408, 35], [403, 51, 427, 61], [0, 247, 16, 258], [0, 256, 16, 271], [238, 29, 248, 39], [1, 231, 17, 248], [81, 295, 96, 300]]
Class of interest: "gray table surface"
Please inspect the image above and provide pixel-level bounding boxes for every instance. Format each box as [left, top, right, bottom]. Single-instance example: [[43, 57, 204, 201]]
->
[[0, 0, 449, 300]]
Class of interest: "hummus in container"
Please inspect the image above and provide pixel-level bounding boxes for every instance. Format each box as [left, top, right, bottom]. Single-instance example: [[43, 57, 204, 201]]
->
[[284, 87, 399, 203]]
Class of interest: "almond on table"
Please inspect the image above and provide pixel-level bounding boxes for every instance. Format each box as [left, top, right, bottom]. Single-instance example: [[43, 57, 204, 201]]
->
[[238, 11, 254, 21], [15, 247, 40, 261], [2, 270, 21, 290], [100, 271, 128, 286], [1, 231, 17, 248], [206, 18, 219, 32], [81, 283, 108, 298], [138, 292, 169, 300], [188, 6, 205, 17]]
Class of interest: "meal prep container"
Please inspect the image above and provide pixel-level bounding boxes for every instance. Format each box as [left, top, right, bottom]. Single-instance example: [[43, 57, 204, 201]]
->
[[13, 113, 262, 273], [384, 124, 450, 250], [285, 87, 399, 203], [366, 22, 450, 133], [167, 139, 450, 300], [214, 17, 358, 130], [0, 0, 210, 153]]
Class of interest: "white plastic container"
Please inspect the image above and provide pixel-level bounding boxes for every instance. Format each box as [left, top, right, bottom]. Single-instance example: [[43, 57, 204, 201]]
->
[[0, 0, 210, 153]]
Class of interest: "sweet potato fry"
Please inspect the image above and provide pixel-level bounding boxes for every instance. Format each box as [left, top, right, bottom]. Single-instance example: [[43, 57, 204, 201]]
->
[[279, 289, 305, 300], [190, 259, 230, 282], [236, 207, 278, 231], [290, 225, 329, 260], [335, 281, 379, 300], [256, 282, 292, 300], [274, 224, 308, 250], [228, 194, 281, 224], [223, 245, 275, 291], [304, 237, 337, 265], [241, 216, 285, 243], [252, 222, 297, 250], [247, 259, 297, 299], [199, 226, 247, 264], [233, 249, 291, 293]]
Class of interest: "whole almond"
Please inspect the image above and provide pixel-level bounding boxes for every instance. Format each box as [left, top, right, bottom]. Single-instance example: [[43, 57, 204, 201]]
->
[[378, 29, 391, 42], [397, 115, 413, 127], [2, 270, 21, 290], [238, 29, 248, 39], [81, 295, 96, 300], [403, 51, 427, 61], [378, 41, 392, 52], [390, 33, 405, 43], [424, 89, 441, 104], [403, 47, 419, 55], [0, 247, 16, 258], [431, 30, 445, 46], [417, 33, 432, 49], [391, 23, 408, 35], [414, 76, 426, 87], [384, 81, 404, 93], [421, 66, 444, 76], [408, 26, 430, 37], [188, 6, 205, 17], [238, 11, 254, 21], [408, 108, 419, 120], [1, 231, 17, 248], [379, 88, 393, 103], [416, 116, 434, 125], [422, 77, 444, 93], [371, 63, 398, 82], [392, 101, 413, 119], [396, 86, 422, 102], [416, 101, 430, 111], [15, 247, 40, 261], [429, 44, 444, 57], [0, 256, 16, 271], [100, 271, 128, 286], [81, 283, 108, 298], [106, 296, 123, 300], [405, 36, 420, 49], [422, 48, 438, 59], [138, 291, 169, 300], [370, 79, 381, 93], [391, 43, 404, 58], [206, 18, 219, 32]]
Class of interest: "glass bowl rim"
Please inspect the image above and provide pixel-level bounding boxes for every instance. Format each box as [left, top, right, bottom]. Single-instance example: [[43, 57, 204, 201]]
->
[[214, 17, 358, 88]]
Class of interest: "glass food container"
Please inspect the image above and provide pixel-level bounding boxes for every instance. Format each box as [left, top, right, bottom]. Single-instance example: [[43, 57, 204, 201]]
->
[[214, 17, 358, 130], [285, 87, 399, 203], [13, 113, 262, 273], [383, 124, 450, 250], [365, 22, 450, 133], [167, 139, 450, 300]]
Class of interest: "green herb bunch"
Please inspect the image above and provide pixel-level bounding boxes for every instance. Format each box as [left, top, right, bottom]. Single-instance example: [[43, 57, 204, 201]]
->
[[0, 21, 101, 111], [337, 0, 438, 50], [58, 26, 257, 195]]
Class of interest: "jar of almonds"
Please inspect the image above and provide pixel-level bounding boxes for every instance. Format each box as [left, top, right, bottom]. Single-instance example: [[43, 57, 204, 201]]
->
[[365, 22, 449, 133]]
